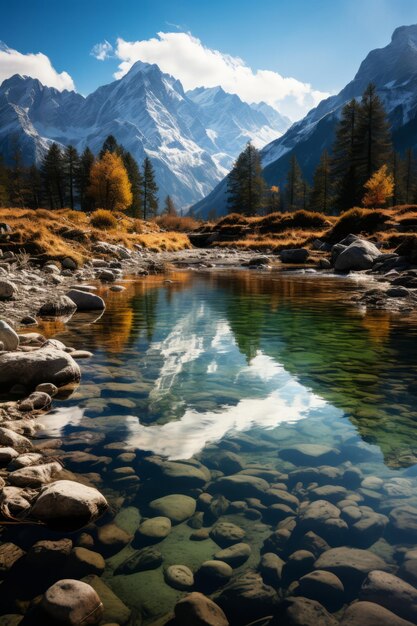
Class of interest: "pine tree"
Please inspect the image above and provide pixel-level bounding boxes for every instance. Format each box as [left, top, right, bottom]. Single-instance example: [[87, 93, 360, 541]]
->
[[363, 164, 394, 208], [63, 145, 79, 209], [41, 143, 65, 209], [164, 195, 177, 215], [27, 165, 42, 210], [142, 157, 158, 219], [88, 151, 132, 211], [76, 147, 95, 211], [355, 83, 392, 191], [285, 155, 304, 211], [99, 135, 120, 159], [0, 156, 10, 207], [331, 99, 360, 211], [227, 142, 265, 215], [266, 185, 280, 214], [403, 148, 416, 204], [310, 150, 332, 213], [8, 138, 27, 208], [121, 150, 143, 218], [391, 151, 405, 207]]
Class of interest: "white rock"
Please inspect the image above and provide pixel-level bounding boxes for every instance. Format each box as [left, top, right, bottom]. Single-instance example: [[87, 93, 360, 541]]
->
[[9, 461, 62, 487], [0, 346, 80, 390], [42, 579, 103, 625], [31, 480, 108, 530], [0, 321, 19, 351]]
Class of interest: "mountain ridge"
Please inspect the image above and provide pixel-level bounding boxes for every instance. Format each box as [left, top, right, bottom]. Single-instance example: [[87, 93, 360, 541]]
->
[[192, 23, 417, 218], [0, 54, 289, 209]]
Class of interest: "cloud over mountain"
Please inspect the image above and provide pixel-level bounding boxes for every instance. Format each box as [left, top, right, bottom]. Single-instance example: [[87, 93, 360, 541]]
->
[[0, 42, 75, 91], [113, 31, 330, 120]]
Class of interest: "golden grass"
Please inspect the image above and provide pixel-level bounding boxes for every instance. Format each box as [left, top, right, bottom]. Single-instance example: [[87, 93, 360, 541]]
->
[[156, 214, 199, 232], [0, 208, 191, 263], [207, 206, 417, 251]]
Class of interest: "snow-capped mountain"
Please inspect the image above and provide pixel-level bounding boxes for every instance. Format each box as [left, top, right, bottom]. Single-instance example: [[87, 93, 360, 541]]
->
[[186, 86, 290, 171], [0, 53, 288, 209], [193, 24, 417, 218]]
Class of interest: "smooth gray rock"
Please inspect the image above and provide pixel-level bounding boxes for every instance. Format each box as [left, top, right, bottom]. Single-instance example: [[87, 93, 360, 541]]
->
[[66, 289, 105, 311], [213, 474, 269, 499], [214, 543, 251, 567], [38, 295, 77, 317], [280, 444, 340, 466], [149, 494, 196, 524], [335, 239, 381, 271], [280, 248, 309, 263], [0, 280, 18, 300], [0, 346, 81, 390]]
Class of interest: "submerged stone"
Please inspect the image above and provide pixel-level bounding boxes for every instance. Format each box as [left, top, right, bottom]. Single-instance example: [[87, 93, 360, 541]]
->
[[149, 494, 196, 524]]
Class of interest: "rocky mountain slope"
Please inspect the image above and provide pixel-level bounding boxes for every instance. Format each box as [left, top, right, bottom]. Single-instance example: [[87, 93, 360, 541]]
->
[[193, 24, 417, 218]]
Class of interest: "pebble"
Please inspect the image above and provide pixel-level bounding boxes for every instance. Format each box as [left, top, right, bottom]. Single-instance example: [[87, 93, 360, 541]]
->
[[164, 564, 194, 590]]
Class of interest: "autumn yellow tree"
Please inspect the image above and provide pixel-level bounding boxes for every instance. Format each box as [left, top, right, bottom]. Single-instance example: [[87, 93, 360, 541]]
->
[[88, 151, 132, 211], [362, 164, 394, 208]]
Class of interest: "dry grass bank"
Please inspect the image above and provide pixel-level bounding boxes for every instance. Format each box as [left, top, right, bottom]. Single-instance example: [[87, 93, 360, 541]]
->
[[199, 206, 417, 251], [0, 208, 192, 264]]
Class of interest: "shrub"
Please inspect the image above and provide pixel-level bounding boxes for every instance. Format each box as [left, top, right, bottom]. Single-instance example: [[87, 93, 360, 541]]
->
[[328, 207, 389, 242], [259, 210, 329, 233], [156, 214, 199, 232], [216, 213, 250, 228], [90, 209, 118, 230], [392, 204, 417, 215]]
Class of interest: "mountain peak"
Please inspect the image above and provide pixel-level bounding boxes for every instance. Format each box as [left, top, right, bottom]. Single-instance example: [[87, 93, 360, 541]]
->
[[391, 23, 417, 44]]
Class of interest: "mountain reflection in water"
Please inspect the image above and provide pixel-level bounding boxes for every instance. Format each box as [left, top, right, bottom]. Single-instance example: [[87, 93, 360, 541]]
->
[[37, 270, 417, 468]]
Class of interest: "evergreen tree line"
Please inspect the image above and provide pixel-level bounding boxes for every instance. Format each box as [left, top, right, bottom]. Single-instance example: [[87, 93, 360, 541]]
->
[[228, 83, 416, 215], [0, 134, 160, 219]]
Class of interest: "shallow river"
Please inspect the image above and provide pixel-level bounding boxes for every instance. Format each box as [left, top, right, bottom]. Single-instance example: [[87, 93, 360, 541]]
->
[[8, 270, 417, 624]]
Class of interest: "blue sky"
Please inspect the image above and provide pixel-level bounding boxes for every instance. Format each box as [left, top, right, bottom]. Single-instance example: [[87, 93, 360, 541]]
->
[[1, 0, 417, 118]]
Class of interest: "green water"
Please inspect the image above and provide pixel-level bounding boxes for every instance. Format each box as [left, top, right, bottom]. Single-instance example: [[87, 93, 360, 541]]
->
[[8, 270, 417, 624]]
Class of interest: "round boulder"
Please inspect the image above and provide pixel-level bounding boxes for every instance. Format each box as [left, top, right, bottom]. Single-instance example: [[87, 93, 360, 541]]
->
[[0, 346, 81, 390], [294, 570, 345, 611], [340, 601, 415, 626], [149, 494, 196, 524], [66, 289, 105, 311], [42, 579, 103, 625], [0, 321, 19, 351], [175, 592, 229, 626], [31, 480, 108, 531], [135, 516, 171, 543], [210, 522, 245, 548]]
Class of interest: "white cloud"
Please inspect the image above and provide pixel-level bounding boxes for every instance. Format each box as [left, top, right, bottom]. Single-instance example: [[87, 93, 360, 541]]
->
[[0, 43, 75, 91], [91, 40, 113, 61], [114, 32, 331, 120]]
